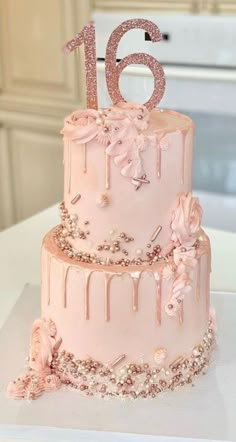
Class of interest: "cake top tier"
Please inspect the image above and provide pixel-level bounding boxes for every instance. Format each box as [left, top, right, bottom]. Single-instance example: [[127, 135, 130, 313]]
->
[[58, 102, 200, 268]]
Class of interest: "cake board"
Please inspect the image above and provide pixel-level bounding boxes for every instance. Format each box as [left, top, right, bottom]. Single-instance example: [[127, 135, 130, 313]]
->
[[0, 285, 235, 442]]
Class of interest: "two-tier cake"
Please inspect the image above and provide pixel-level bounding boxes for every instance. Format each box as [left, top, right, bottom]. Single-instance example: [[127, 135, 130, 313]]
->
[[7, 20, 216, 401]]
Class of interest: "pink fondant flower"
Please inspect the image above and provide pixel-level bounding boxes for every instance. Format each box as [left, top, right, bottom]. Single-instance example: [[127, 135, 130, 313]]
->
[[6, 373, 44, 400], [171, 192, 202, 247], [108, 102, 149, 131], [162, 264, 176, 280], [61, 109, 99, 144], [29, 319, 57, 373], [165, 272, 192, 317], [173, 246, 197, 273]]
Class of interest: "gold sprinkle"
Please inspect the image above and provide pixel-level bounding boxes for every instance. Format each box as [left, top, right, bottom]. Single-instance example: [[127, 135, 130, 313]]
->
[[150, 225, 162, 242]]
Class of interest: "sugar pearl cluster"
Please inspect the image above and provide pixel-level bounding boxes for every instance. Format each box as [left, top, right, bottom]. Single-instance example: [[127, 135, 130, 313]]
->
[[59, 202, 89, 240], [97, 232, 134, 256], [51, 320, 215, 399]]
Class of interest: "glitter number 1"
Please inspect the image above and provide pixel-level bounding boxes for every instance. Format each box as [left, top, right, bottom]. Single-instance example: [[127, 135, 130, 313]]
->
[[105, 19, 165, 111], [63, 21, 98, 110]]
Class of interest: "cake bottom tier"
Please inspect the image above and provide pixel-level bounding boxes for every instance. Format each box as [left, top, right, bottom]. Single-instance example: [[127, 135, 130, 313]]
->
[[33, 227, 215, 398]]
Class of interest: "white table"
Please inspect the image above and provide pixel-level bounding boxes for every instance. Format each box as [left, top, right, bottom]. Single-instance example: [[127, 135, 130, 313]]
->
[[0, 202, 236, 329]]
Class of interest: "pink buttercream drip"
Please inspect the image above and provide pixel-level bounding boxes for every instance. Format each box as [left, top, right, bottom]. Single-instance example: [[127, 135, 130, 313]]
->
[[63, 265, 71, 308], [105, 153, 111, 189], [83, 144, 87, 173], [67, 140, 71, 193], [47, 255, 51, 306], [196, 258, 201, 301], [155, 276, 162, 325], [179, 302, 184, 325], [156, 144, 161, 179]]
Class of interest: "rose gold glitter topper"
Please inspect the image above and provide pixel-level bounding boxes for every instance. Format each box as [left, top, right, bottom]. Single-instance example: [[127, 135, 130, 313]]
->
[[63, 19, 166, 111]]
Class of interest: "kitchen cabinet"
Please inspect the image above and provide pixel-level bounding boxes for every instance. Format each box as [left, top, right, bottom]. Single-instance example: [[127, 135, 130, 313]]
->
[[93, 0, 236, 14], [0, 0, 91, 230]]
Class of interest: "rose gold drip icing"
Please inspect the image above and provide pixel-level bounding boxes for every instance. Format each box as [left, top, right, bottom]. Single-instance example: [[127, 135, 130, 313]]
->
[[131, 273, 140, 311], [104, 273, 112, 321], [110, 354, 126, 368], [151, 225, 162, 242], [83, 144, 87, 173], [84, 270, 93, 320], [156, 144, 161, 178], [63, 265, 71, 308], [105, 153, 111, 189], [67, 141, 71, 193], [196, 257, 201, 300], [47, 255, 51, 306], [155, 276, 162, 325], [180, 131, 188, 185]]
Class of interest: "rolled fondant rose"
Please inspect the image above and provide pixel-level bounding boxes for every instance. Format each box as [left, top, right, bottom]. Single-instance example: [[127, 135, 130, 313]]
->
[[61, 109, 99, 144], [171, 192, 202, 247]]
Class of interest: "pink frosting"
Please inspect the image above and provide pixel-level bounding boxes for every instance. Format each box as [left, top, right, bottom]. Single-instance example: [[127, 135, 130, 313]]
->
[[6, 373, 45, 400], [61, 102, 152, 186], [165, 272, 192, 317], [171, 192, 202, 247], [108, 102, 149, 131], [29, 319, 55, 373], [61, 109, 99, 144], [7, 318, 62, 400], [173, 246, 197, 272], [44, 374, 61, 392]]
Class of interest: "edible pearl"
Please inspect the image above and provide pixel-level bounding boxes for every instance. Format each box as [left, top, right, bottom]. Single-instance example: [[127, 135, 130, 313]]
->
[[136, 248, 143, 256], [96, 118, 102, 125], [70, 214, 78, 221], [109, 229, 115, 235]]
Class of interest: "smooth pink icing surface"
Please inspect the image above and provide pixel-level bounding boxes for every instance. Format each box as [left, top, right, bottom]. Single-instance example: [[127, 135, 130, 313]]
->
[[41, 227, 210, 367], [62, 105, 194, 262]]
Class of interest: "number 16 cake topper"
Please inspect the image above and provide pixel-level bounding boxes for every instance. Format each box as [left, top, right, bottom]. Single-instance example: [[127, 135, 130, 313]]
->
[[63, 19, 165, 111]]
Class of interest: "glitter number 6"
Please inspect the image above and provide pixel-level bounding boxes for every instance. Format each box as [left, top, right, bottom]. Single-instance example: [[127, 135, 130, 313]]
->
[[105, 19, 165, 111]]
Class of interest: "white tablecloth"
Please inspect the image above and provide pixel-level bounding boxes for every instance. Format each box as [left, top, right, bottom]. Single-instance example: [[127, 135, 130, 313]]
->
[[0, 286, 235, 442]]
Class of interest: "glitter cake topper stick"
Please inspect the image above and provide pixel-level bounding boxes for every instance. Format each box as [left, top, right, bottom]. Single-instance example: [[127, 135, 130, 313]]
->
[[105, 19, 165, 111], [63, 21, 98, 110]]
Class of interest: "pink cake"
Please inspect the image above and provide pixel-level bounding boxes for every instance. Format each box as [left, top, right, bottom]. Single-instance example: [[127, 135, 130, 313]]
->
[[7, 101, 216, 401]]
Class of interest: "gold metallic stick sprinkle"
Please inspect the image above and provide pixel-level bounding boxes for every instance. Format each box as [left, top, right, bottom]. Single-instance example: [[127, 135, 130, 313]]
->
[[110, 354, 126, 368], [71, 193, 81, 204], [169, 356, 184, 369], [150, 225, 162, 242], [132, 174, 150, 184]]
